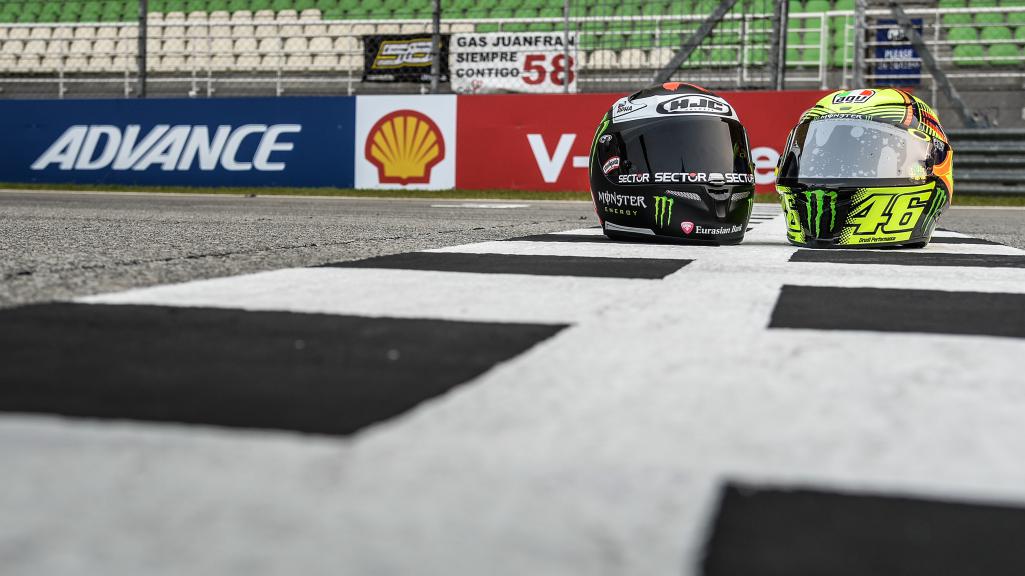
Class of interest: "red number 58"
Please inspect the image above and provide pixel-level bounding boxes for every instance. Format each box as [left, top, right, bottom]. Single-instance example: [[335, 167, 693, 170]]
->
[[522, 54, 575, 86]]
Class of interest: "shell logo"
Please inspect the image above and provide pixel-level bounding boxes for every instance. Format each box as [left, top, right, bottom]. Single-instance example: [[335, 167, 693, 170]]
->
[[365, 109, 445, 185]]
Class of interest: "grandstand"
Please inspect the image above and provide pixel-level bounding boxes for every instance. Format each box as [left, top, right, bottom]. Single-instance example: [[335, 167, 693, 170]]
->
[[0, 0, 1022, 103]]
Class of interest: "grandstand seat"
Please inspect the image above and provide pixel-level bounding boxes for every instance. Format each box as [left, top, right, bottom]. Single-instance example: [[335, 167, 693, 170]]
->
[[40, 55, 62, 71], [47, 39, 69, 55], [618, 48, 647, 69], [88, 55, 113, 71], [74, 26, 97, 39], [17, 54, 41, 71], [232, 24, 254, 38], [283, 36, 307, 52], [988, 43, 1020, 65], [649, 47, 672, 67], [187, 24, 209, 38], [940, 0, 972, 26], [115, 38, 137, 55], [286, 53, 312, 69], [400, 23, 428, 33], [588, 49, 617, 69], [30, 27, 52, 40], [53, 27, 74, 40], [376, 23, 401, 33], [230, 10, 252, 22], [953, 43, 986, 65], [65, 54, 89, 71], [972, 0, 1003, 25], [947, 26, 979, 42], [980, 26, 1012, 42], [334, 36, 357, 53]]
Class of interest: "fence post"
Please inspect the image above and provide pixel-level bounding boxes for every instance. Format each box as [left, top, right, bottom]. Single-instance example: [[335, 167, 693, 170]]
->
[[137, 0, 147, 97], [562, 0, 570, 94], [853, 0, 866, 86], [769, 0, 787, 90], [430, 0, 441, 93]]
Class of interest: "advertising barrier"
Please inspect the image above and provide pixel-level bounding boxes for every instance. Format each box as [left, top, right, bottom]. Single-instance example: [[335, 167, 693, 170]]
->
[[456, 90, 831, 193], [1, 97, 356, 187], [0, 91, 826, 192], [354, 95, 457, 190]]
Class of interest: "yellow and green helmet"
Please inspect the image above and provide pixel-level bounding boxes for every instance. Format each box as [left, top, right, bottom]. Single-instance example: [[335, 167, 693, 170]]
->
[[776, 88, 954, 248]]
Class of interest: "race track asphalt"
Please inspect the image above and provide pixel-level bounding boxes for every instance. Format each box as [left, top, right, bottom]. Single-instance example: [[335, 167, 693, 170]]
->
[[0, 190, 595, 307], [2, 189, 1021, 308]]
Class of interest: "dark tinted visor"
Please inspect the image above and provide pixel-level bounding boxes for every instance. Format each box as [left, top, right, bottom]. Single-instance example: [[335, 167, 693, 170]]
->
[[597, 116, 751, 183], [778, 118, 934, 186]]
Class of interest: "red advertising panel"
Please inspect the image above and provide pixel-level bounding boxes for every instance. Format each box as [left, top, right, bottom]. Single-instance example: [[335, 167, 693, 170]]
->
[[456, 90, 830, 193]]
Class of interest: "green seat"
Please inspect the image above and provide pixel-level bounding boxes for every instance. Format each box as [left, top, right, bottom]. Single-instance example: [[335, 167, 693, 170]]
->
[[1009, 12, 1025, 27], [710, 46, 738, 66], [989, 43, 1021, 65], [948, 26, 979, 41], [833, 0, 855, 9], [746, 47, 768, 65], [941, 0, 972, 26], [831, 45, 852, 66], [981, 25, 1012, 40], [578, 33, 600, 50], [972, 0, 1003, 24], [665, 0, 691, 14], [344, 5, 370, 18], [583, 5, 612, 30], [321, 7, 343, 18], [624, 33, 653, 49], [657, 32, 682, 47], [476, 22, 500, 32], [227, 0, 248, 11], [785, 45, 800, 67], [953, 43, 986, 65], [1016, 26, 1025, 40], [802, 46, 821, 65], [804, 0, 829, 12], [788, 0, 804, 12], [804, 30, 821, 48]]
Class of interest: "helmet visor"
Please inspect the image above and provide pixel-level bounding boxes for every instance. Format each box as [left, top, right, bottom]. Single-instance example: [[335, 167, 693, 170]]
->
[[778, 118, 934, 185], [599, 116, 752, 184]]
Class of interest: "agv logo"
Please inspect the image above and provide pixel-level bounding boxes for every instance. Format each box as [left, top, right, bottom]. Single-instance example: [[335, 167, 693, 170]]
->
[[365, 109, 445, 185], [832, 89, 875, 105]]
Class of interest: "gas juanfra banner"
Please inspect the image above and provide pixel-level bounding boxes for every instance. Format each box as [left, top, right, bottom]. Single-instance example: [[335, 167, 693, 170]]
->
[[0, 97, 356, 187], [450, 32, 577, 94]]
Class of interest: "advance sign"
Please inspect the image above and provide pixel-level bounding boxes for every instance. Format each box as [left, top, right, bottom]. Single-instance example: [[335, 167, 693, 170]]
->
[[31, 124, 301, 172]]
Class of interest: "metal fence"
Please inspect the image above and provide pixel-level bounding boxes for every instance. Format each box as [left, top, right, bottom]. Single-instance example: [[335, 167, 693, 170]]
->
[[0, 2, 1023, 99]]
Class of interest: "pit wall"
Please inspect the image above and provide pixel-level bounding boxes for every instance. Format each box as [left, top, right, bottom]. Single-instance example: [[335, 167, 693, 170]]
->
[[1, 91, 829, 194]]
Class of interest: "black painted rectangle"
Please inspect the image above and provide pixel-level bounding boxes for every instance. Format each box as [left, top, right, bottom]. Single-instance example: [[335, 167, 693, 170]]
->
[[322, 252, 691, 279], [769, 285, 1025, 339], [790, 249, 1025, 268], [702, 483, 1025, 576], [0, 303, 565, 436]]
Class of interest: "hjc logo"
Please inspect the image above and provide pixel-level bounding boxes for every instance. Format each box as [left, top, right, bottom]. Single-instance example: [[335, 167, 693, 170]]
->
[[366, 109, 445, 185], [656, 95, 731, 115]]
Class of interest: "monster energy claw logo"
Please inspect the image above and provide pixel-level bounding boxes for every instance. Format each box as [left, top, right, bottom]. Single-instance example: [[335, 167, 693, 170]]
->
[[925, 188, 946, 227], [803, 190, 837, 236], [653, 195, 674, 227]]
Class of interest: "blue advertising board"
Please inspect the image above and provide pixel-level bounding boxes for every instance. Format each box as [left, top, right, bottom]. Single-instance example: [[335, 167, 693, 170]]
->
[[0, 96, 355, 187], [874, 18, 923, 87]]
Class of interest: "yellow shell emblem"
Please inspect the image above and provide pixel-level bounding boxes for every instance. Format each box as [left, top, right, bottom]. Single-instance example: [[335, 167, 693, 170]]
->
[[366, 110, 445, 185]]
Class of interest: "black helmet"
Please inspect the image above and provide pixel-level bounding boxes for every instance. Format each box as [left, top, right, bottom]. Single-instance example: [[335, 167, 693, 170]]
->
[[588, 82, 756, 245]]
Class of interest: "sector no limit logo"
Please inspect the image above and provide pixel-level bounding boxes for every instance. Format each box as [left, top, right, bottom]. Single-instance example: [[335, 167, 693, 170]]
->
[[366, 109, 445, 185]]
